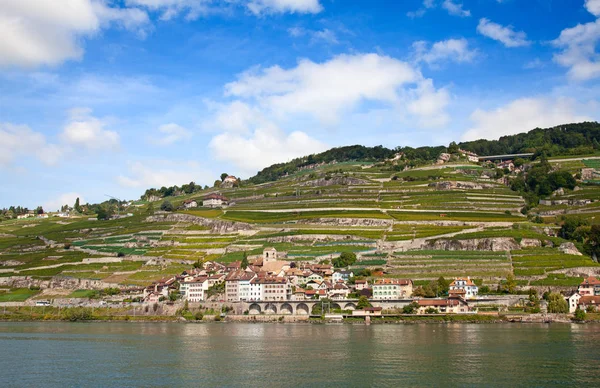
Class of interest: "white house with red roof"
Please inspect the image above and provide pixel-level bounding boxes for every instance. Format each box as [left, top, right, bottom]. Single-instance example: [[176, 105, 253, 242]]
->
[[449, 277, 478, 299]]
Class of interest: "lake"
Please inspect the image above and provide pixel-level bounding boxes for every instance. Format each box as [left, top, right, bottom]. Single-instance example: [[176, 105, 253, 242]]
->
[[0, 322, 599, 387]]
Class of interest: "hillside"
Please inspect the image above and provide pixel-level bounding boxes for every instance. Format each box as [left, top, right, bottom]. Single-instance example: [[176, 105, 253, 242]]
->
[[1, 123, 600, 303]]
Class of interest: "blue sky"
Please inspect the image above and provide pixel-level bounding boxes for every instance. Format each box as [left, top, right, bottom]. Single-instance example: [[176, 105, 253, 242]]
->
[[1, 0, 600, 210]]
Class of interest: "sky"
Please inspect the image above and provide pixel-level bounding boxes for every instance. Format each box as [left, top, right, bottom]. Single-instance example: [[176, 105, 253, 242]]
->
[[1, 0, 600, 210]]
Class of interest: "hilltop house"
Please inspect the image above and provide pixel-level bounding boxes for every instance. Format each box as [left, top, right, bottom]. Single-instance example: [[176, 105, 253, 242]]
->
[[372, 278, 413, 300], [203, 193, 228, 208], [449, 277, 478, 299], [183, 200, 198, 209], [221, 175, 239, 188]]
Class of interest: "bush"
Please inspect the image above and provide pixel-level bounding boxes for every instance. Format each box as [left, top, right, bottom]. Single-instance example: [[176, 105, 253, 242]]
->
[[402, 302, 419, 314], [194, 312, 204, 321], [574, 307, 587, 322], [214, 314, 222, 322], [61, 307, 93, 322], [160, 200, 174, 212]]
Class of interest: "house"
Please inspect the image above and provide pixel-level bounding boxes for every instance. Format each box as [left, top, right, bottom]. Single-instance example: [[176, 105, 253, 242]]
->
[[225, 270, 257, 302], [248, 276, 289, 301], [203, 193, 228, 208], [183, 200, 198, 209], [567, 293, 581, 313], [449, 277, 478, 299], [354, 279, 368, 291], [143, 277, 176, 301], [417, 298, 471, 314], [207, 274, 225, 288], [332, 270, 354, 283], [37, 213, 49, 219], [578, 296, 600, 312], [372, 278, 413, 300], [292, 288, 307, 301], [329, 283, 350, 300], [578, 276, 600, 296], [352, 307, 382, 317], [180, 276, 209, 302], [17, 214, 32, 219]]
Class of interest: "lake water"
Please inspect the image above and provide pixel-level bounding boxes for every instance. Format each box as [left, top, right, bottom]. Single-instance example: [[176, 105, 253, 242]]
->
[[1, 322, 599, 387]]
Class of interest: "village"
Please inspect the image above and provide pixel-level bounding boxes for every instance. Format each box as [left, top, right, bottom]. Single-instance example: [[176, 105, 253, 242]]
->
[[135, 246, 600, 320]]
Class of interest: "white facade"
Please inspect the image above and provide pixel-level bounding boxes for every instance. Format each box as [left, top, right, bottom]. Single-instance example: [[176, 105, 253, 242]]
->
[[567, 293, 581, 313], [449, 278, 478, 299], [181, 278, 209, 302]]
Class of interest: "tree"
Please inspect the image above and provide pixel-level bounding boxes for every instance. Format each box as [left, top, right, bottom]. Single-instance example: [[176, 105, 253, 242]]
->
[[220, 173, 229, 181], [35, 206, 44, 215], [501, 273, 517, 294], [574, 307, 587, 322], [356, 296, 372, 310], [448, 141, 459, 154], [241, 252, 249, 270], [74, 197, 81, 213], [402, 302, 419, 314], [332, 252, 357, 268], [437, 276, 450, 296], [584, 224, 600, 260], [146, 202, 155, 215], [160, 200, 174, 212], [96, 207, 112, 220], [546, 292, 568, 313], [213, 180, 221, 188]]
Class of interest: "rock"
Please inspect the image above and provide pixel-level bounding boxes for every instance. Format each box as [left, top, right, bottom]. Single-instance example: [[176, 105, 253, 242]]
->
[[551, 188, 565, 197], [424, 237, 520, 252], [573, 186, 581, 192], [543, 240, 554, 248], [520, 238, 541, 248], [559, 242, 583, 256], [146, 214, 252, 233]]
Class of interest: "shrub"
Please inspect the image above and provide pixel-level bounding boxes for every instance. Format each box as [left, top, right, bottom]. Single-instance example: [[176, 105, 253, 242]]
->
[[194, 312, 204, 321], [574, 307, 587, 322]]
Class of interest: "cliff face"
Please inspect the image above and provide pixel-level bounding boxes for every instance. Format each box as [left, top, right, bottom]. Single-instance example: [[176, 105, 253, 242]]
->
[[423, 238, 521, 251], [145, 214, 253, 233]]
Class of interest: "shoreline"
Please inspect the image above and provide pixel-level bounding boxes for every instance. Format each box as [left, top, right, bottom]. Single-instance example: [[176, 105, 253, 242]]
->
[[1, 313, 598, 324]]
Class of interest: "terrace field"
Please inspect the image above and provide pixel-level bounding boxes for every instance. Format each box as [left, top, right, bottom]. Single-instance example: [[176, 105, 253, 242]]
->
[[1, 157, 599, 300]]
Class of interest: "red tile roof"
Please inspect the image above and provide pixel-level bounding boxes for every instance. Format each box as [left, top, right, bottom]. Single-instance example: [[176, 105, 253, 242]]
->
[[374, 278, 412, 286], [580, 276, 600, 286]]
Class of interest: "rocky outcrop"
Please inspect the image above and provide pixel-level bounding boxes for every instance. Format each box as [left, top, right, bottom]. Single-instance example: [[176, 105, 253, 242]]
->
[[146, 213, 252, 233], [299, 176, 370, 187], [520, 238, 542, 248], [423, 237, 520, 251], [429, 181, 497, 190], [558, 242, 583, 256], [0, 276, 138, 290]]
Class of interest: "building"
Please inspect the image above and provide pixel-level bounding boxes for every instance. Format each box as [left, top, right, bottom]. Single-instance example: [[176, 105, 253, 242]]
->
[[578, 276, 600, 296], [417, 298, 471, 314], [225, 271, 256, 302], [578, 296, 600, 312], [248, 276, 289, 301], [203, 193, 228, 208], [329, 283, 350, 299], [354, 279, 369, 291], [221, 175, 238, 188], [352, 307, 382, 317], [332, 270, 354, 283], [183, 200, 198, 209], [449, 277, 478, 299], [180, 276, 209, 302], [372, 278, 413, 300], [263, 247, 278, 262], [567, 293, 581, 313]]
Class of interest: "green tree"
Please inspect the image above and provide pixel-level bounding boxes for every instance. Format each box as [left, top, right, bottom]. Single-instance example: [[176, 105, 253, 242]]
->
[[402, 302, 419, 314], [546, 292, 568, 313], [584, 224, 600, 260], [146, 202, 155, 215], [356, 296, 372, 310], [332, 252, 357, 268], [74, 197, 81, 213], [96, 207, 112, 220], [574, 307, 587, 322], [241, 252, 249, 270], [448, 141, 459, 154], [160, 200, 174, 212], [220, 173, 229, 181], [437, 276, 450, 296]]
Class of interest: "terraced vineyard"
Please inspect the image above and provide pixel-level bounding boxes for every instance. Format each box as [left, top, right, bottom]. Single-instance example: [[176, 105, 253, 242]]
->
[[1, 156, 599, 298]]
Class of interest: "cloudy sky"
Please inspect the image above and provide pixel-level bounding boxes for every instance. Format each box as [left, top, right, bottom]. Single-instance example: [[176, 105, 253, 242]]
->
[[1, 0, 600, 210]]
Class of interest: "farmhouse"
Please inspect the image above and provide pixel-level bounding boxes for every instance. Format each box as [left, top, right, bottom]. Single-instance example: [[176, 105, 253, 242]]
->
[[578, 276, 600, 296], [449, 277, 478, 299], [183, 199, 198, 209], [203, 193, 228, 208]]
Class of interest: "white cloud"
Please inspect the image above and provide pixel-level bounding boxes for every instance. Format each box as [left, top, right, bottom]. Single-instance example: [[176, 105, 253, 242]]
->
[[413, 38, 477, 65], [407, 0, 435, 18], [125, 0, 215, 20], [209, 124, 327, 174], [442, 0, 470, 17], [43, 192, 86, 212], [152, 123, 192, 144], [117, 160, 211, 188], [552, 16, 600, 81], [0, 0, 149, 68], [462, 97, 593, 141], [247, 0, 323, 15], [523, 58, 544, 69], [60, 108, 120, 150], [287, 27, 338, 44], [0, 123, 63, 167], [477, 18, 530, 47], [225, 53, 443, 125], [407, 80, 451, 128], [586, 0, 600, 17]]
